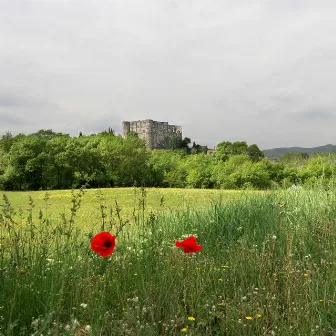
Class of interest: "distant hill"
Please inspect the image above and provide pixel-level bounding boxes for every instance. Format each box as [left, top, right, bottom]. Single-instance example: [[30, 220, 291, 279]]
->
[[263, 144, 336, 159]]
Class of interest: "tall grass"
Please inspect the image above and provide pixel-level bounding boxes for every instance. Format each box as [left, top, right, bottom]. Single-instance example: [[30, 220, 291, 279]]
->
[[0, 188, 335, 335]]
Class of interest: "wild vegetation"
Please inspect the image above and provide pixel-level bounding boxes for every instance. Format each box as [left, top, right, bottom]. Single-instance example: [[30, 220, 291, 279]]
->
[[1, 130, 336, 191], [0, 187, 335, 335]]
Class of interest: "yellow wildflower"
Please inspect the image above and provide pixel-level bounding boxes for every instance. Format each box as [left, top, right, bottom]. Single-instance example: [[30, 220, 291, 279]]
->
[[188, 317, 196, 321], [134, 273, 138, 276], [181, 326, 188, 332], [218, 278, 223, 281], [246, 316, 253, 320], [304, 273, 309, 277], [256, 314, 262, 318]]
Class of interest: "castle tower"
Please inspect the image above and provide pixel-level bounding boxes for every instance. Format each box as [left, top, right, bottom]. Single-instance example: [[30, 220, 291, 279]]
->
[[145, 119, 153, 149], [122, 121, 130, 137]]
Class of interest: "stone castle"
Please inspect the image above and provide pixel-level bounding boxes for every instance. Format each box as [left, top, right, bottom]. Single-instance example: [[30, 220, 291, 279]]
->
[[122, 119, 182, 150]]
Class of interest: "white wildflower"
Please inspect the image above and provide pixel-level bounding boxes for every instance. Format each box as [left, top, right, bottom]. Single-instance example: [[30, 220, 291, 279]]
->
[[72, 319, 80, 327], [31, 318, 41, 330]]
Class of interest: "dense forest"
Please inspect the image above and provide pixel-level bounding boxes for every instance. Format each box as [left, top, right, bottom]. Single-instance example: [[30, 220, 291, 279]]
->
[[0, 129, 335, 191]]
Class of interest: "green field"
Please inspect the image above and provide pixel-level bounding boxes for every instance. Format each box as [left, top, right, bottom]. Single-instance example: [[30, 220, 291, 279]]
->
[[0, 188, 258, 232], [0, 188, 335, 335]]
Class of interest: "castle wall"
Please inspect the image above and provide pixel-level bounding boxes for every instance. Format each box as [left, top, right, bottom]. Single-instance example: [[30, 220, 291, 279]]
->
[[122, 119, 182, 150]]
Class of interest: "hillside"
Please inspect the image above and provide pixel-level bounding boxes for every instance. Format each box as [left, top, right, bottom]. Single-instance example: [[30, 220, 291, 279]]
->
[[263, 144, 336, 159]]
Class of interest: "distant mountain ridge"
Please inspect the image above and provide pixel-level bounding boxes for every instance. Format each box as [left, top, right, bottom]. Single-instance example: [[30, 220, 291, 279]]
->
[[263, 144, 336, 159]]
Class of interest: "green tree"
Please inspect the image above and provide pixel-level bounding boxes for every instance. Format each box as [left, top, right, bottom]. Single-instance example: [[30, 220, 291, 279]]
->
[[5, 135, 48, 190], [146, 150, 186, 187], [184, 153, 215, 188], [212, 155, 271, 189], [215, 141, 248, 161], [0, 132, 14, 153], [98, 134, 149, 187], [215, 141, 264, 162], [45, 135, 72, 189], [246, 144, 265, 162]]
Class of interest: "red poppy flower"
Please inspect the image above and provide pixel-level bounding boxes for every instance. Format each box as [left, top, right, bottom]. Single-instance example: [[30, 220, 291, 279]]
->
[[175, 236, 203, 253], [90, 232, 116, 257]]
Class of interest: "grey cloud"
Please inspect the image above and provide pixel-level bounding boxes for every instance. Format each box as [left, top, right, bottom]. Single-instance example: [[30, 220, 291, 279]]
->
[[0, 112, 27, 125], [0, 93, 27, 108], [0, 92, 59, 110], [299, 108, 336, 120], [0, 0, 336, 148], [270, 94, 301, 104]]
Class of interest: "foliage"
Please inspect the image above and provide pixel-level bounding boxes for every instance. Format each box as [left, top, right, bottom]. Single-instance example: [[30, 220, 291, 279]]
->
[[215, 141, 264, 162], [0, 130, 336, 191]]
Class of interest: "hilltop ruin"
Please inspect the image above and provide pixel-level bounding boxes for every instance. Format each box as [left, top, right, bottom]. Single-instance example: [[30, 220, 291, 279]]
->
[[122, 119, 182, 150]]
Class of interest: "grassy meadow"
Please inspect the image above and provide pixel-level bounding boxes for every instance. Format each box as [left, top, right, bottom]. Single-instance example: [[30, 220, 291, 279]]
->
[[0, 187, 335, 335], [0, 188, 251, 229]]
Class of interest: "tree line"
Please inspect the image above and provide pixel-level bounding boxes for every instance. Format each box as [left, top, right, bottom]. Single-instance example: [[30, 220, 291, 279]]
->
[[0, 129, 335, 191]]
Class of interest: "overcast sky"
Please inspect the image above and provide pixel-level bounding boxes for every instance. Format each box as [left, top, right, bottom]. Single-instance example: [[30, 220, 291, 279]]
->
[[1, 0, 335, 149]]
